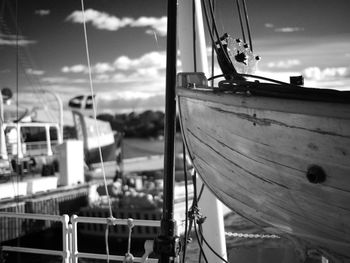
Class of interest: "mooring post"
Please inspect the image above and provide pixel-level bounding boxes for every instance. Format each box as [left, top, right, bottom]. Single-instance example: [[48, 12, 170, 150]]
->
[[154, 0, 180, 262]]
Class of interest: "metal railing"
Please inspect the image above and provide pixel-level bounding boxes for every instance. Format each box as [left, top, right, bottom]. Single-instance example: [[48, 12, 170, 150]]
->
[[0, 212, 160, 263], [0, 212, 70, 263]]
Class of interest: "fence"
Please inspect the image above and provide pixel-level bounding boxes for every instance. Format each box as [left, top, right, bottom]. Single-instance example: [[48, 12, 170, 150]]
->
[[0, 212, 159, 263]]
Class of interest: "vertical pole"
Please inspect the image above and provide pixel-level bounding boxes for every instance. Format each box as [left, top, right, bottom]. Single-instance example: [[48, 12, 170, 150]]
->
[[157, 0, 178, 262], [178, 0, 228, 262], [62, 214, 70, 263], [71, 215, 78, 263], [0, 91, 8, 160], [46, 124, 53, 156]]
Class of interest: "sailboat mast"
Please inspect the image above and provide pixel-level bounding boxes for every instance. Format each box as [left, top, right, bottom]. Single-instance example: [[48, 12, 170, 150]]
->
[[154, 0, 179, 262]]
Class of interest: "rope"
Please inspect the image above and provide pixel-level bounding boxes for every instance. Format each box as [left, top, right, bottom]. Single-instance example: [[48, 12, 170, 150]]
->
[[80, 0, 112, 218], [80, 1, 115, 262], [182, 143, 189, 263], [235, 0, 246, 43], [210, 0, 215, 87], [241, 0, 253, 52], [201, 0, 239, 76]]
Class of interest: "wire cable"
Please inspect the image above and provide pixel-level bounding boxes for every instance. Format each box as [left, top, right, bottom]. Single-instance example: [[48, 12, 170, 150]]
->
[[210, 0, 215, 86], [194, 220, 208, 263], [182, 143, 189, 263], [241, 0, 253, 51], [80, 0, 112, 217], [80, 1, 115, 262], [235, 0, 246, 43], [201, 0, 238, 76], [198, 225, 229, 263]]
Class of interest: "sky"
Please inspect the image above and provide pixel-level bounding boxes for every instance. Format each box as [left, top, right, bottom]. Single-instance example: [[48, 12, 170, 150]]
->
[[0, 0, 349, 116]]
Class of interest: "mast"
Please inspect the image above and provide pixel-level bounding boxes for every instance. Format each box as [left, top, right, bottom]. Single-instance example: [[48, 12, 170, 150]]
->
[[154, 0, 179, 262]]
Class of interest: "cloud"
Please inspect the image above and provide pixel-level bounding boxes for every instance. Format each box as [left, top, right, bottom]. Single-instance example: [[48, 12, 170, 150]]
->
[[267, 59, 301, 69], [66, 9, 167, 36], [41, 76, 87, 84], [264, 23, 274, 28], [303, 66, 349, 81], [0, 33, 36, 46], [263, 23, 304, 33], [35, 9, 50, 16], [114, 51, 166, 71], [274, 27, 304, 33], [61, 51, 166, 76], [130, 16, 167, 36], [26, 68, 45, 75], [92, 63, 115, 74], [62, 64, 87, 73], [66, 9, 133, 31], [59, 51, 168, 105]]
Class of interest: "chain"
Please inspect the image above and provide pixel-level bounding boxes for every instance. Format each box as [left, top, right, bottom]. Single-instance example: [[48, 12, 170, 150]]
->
[[225, 232, 280, 239]]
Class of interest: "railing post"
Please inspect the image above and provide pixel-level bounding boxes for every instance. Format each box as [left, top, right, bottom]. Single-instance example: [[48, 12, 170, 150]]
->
[[45, 124, 53, 156], [70, 215, 78, 263], [62, 214, 70, 263]]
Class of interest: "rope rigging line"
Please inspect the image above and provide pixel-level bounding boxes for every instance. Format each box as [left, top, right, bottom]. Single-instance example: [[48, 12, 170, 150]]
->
[[235, 0, 246, 43], [241, 0, 253, 52], [210, 0, 215, 86], [80, 1, 115, 262], [201, 0, 239, 77], [181, 143, 189, 263], [80, 0, 112, 217]]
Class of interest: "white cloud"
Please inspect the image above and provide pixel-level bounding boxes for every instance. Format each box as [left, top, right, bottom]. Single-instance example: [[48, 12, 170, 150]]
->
[[267, 59, 301, 69], [62, 64, 87, 73], [26, 68, 45, 75], [41, 76, 87, 84], [93, 63, 114, 74], [35, 9, 50, 16], [0, 34, 36, 46], [264, 23, 274, 28], [303, 66, 349, 81], [131, 16, 167, 36], [66, 9, 167, 36], [274, 27, 304, 33], [66, 9, 132, 31], [114, 51, 166, 71]]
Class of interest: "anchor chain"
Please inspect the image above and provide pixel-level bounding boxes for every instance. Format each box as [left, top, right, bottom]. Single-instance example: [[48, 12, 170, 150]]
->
[[225, 232, 280, 239]]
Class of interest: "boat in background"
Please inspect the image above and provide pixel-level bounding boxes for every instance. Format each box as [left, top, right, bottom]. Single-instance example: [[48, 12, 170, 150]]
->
[[71, 110, 122, 172], [176, 0, 350, 261]]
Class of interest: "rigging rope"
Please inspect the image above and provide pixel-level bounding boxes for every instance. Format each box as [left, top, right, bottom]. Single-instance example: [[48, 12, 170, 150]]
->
[[80, 1, 115, 262], [210, 0, 215, 86], [241, 0, 253, 52], [80, 0, 112, 217], [235, 0, 246, 43]]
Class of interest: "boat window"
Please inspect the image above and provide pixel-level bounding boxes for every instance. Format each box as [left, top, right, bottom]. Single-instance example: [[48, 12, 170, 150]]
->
[[68, 95, 84, 108], [49, 126, 58, 141], [21, 127, 46, 142]]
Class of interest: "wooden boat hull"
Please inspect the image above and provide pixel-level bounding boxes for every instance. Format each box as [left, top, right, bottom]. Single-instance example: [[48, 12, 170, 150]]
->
[[177, 85, 350, 260]]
